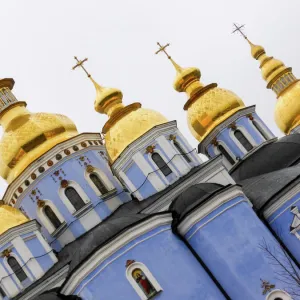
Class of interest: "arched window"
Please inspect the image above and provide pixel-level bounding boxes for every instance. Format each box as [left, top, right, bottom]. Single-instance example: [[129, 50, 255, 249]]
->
[[217, 145, 235, 165], [174, 141, 191, 163], [132, 268, 158, 298], [44, 205, 62, 229], [274, 298, 283, 300], [65, 187, 85, 211], [252, 120, 269, 140], [151, 153, 172, 177], [90, 173, 109, 195], [7, 257, 27, 282], [234, 130, 253, 151]]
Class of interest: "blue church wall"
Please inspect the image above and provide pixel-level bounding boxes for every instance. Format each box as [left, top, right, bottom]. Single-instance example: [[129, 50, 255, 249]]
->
[[69, 221, 225, 300], [265, 192, 300, 263], [16, 148, 131, 252], [180, 194, 294, 300]]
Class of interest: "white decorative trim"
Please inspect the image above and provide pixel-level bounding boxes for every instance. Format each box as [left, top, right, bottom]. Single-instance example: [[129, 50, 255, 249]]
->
[[126, 262, 162, 300], [229, 125, 256, 154], [58, 180, 91, 214], [177, 186, 251, 235], [62, 214, 172, 295], [118, 171, 143, 200], [266, 289, 292, 300], [37, 200, 65, 235], [112, 121, 177, 173], [264, 182, 300, 219], [213, 140, 236, 170], [3, 133, 104, 206], [249, 118, 274, 140], [142, 156, 234, 214], [84, 167, 114, 197], [33, 231, 57, 264], [0, 263, 19, 297], [199, 106, 256, 153]]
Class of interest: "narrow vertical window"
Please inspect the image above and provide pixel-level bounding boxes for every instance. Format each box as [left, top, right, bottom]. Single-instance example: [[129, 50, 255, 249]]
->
[[7, 257, 27, 282], [132, 268, 158, 298], [90, 173, 109, 194], [234, 130, 253, 151], [252, 120, 269, 140], [44, 205, 62, 229], [217, 145, 235, 165], [174, 141, 191, 163], [65, 187, 85, 211], [152, 153, 172, 176], [0, 286, 6, 298]]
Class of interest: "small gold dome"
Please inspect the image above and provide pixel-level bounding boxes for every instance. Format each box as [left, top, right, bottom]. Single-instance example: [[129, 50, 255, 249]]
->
[[0, 205, 28, 235], [0, 79, 78, 183], [91, 78, 168, 162], [168, 60, 245, 141]]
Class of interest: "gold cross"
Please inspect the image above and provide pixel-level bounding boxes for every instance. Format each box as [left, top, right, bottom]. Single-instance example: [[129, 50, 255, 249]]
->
[[232, 23, 247, 39], [72, 56, 91, 77], [155, 42, 171, 59]]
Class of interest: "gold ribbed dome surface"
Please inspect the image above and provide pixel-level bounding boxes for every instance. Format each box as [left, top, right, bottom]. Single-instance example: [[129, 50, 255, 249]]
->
[[276, 81, 300, 133], [0, 205, 28, 235], [0, 81, 78, 183], [187, 87, 245, 141]]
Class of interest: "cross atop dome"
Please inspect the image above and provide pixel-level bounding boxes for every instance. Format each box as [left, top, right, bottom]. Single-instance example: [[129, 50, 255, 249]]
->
[[232, 23, 247, 39], [72, 56, 91, 78]]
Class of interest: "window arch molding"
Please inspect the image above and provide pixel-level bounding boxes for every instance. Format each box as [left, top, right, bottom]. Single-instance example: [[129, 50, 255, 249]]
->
[[171, 139, 192, 164], [266, 289, 292, 300], [126, 262, 162, 300], [59, 181, 90, 214], [248, 118, 272, 140], [84, 167, 115, 197], [36, 200, 65, 234], [4, 253, 32, 286], [229, 126, 256, 154], [213, 141, 236, 169]]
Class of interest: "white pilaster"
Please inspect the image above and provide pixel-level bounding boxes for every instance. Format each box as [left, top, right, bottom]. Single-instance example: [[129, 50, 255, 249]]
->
[[0, 263, 19, 297], [118, 171, 143, 200], [12, 236, 44, 280], [79, 208, 102, 232], [34, 231, 57, 264]]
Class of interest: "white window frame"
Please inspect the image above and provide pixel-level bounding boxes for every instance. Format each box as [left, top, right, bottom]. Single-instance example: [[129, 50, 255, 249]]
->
[[126, 262, 162, 300], [266, 289, 292, 300], [229, 126, 256, 154], [84, 167, 114, 197], [249, 118, 273, 140], [37, 200, 65, 234], [213, 141, 236, 170], [59, 181, 90, 214]]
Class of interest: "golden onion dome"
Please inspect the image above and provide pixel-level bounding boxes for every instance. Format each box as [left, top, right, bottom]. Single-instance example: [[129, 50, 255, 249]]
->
[[162, 56, 245, 141], [0, 79, 78, 183], [91, 77, 168, 162], [0, 204, 28, 235], [247, 39, 300, 134]]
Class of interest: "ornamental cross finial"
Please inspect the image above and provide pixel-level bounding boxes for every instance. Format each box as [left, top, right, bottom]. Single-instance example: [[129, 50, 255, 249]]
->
[[155, 42, 171, 59], [72, 56, 91, 78], [232, 23, 247, 39]]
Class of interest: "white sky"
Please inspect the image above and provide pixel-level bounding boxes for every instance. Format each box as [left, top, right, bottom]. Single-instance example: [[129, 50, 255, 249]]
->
[[1, 0, 300, 197]]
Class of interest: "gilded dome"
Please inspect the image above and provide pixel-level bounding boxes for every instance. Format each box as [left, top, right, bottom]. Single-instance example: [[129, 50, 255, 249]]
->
[[246, 39, 300, 134], [0, 205, 28, 235], [90, 77, 168, 162], [186, 86, 245, 141], [0, 79, 78, 183]]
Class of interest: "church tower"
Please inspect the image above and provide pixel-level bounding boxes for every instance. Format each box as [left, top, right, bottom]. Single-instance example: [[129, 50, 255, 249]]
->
[[235, 24, 300, 135], [156, 43, 275, 170]]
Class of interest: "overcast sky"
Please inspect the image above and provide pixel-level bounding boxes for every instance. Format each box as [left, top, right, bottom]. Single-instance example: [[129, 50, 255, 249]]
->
[[1, 0, 300, 197]]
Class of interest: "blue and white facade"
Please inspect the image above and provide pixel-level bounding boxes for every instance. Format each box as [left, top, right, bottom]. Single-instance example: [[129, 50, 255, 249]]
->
[[199, 106, 275, 170]]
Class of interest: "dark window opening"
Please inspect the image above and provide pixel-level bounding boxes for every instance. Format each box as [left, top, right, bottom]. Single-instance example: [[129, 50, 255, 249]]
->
[[65, 187, 85, 211], [174, 141, 191, 163], [217, 145, 235, 165], [234, 130, 253, 151], [90, 173, 109, 195], [7, 257, 27, 282], [252, 120, 269, 140], [152, 153, 172, 177], [44, 205, 62, 229]]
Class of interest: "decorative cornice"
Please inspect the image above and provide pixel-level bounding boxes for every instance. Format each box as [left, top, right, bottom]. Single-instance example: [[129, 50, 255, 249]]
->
[[112, 121, 177, 173], [198, 106, 256, 154], [62, 213, 172, 295], [0, 220, 40, 246], [3, 133, 104, 206]]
